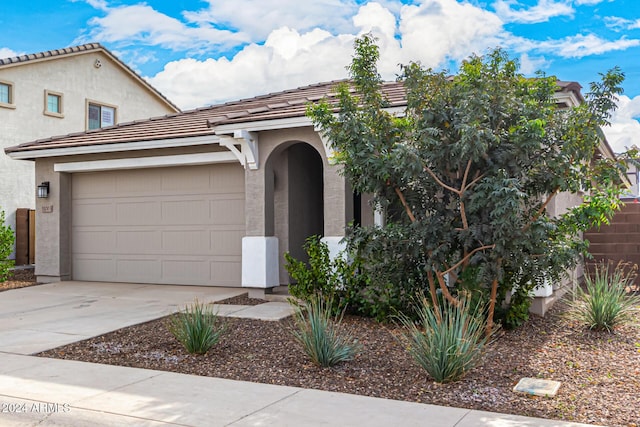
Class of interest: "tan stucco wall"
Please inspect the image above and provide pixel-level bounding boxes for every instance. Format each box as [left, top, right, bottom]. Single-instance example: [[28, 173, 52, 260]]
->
[[244, 127, 348, 236], [0, 51, 176, 259], [244, 127, 350, 283]]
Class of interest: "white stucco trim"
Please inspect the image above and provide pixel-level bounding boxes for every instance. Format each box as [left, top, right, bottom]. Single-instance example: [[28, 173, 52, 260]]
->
[[8, 135, 220, 160], [53, 151, 237, 172], [242, 236, 280, 288], [214, 116, 312, 134], [320, 236, 346, 261], [218, 130, 260, 170]]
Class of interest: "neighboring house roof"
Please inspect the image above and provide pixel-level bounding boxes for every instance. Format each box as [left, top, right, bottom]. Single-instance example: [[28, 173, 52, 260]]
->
[[0, 43, 180, 114], [4, 79, 584, 158]]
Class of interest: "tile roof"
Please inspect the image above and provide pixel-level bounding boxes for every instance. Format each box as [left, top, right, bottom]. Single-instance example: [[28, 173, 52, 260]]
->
[[4, 80, 579, 156], [0, 43, 180, 113]]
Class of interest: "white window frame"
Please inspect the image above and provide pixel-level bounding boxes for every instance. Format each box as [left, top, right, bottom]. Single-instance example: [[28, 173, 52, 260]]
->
[[0, 80, 15, 109], [86, 99, 117, 130], [44, 89, 64, 118]]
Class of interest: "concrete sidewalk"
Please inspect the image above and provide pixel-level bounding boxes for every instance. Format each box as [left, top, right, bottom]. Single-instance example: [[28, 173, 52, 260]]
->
[[0, 353, 597, 427]]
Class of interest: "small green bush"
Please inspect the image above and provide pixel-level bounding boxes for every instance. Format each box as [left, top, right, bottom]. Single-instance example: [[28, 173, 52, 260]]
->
[[568, 262, 639, 332], [167, 300, 226, 354], [0, 208, 15, 281], [399, 296, 492, 383], [290, 295, 361, 367]]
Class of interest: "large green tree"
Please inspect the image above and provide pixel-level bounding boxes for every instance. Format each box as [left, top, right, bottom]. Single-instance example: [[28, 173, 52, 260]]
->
[[308, 35, 631, 331]]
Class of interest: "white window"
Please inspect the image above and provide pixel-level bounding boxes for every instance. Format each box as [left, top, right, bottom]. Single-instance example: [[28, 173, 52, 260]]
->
[[44, 90, 63, 117], [87, 102, 116, 130], [0, 80, 15, 108]]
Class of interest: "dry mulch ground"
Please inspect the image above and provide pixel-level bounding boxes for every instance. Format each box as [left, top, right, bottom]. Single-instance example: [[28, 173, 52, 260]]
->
[[3, 272, 639, 426], [0, 268, 40, 292]]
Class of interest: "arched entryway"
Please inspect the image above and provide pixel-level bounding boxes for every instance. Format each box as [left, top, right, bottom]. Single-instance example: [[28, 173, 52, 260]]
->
[[265, 141, 324, 283]]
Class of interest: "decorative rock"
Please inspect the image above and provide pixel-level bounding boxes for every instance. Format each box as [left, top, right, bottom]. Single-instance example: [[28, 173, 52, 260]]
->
[[513, 377, 561, 397]]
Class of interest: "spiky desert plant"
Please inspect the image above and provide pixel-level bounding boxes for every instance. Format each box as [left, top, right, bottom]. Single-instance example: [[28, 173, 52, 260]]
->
[[399, 295, 492, 383], [290, 295, 360, 367], [167, 299, 226, 354], [568, 262, 639, 332]]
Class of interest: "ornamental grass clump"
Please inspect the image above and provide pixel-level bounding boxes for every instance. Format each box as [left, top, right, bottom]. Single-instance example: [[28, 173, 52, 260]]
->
[[167, 299, 226, 354], [568, 262, 639, 332], [399, 296, 492, 383], [290, 295, 361, 367]]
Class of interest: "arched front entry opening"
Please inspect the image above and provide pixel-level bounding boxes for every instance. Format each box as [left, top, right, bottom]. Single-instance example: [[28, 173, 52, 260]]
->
[[265, 141, 324, 283]]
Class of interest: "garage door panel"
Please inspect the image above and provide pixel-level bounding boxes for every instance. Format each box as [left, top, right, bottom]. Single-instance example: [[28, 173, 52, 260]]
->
[[72, 164, 245, 286], [73, 202, 117, 226], [73, 231, 116, 253], [162, 167, 211, 192], [162, 230, 210, 253], [74, 174, 117, 197], [116, 171, 162, 194], [73, 257, 116, 282], [116, 230, 162, 253], [116, 201, 162, 225], [116, 259, 161, 282], [162, 260, 210, 283], [162, 199, 210, 224]]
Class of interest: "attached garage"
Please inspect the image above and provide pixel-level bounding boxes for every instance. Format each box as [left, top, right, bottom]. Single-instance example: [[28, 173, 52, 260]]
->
[[71, 163, 245, 286]]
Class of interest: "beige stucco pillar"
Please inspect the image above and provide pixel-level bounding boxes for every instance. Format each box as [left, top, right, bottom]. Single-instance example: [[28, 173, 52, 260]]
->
[[34, 158, 71, 282]]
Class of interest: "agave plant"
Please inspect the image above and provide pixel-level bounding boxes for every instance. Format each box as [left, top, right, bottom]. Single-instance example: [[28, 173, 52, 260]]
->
[[398, 295, 492, 383], [568, 262, 639, 332], [167, 299, 226, 354], [290, 295, 361, 367]]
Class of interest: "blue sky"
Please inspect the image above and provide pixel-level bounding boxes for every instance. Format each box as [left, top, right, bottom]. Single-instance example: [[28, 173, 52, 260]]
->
[[1, 0, 640, 151]]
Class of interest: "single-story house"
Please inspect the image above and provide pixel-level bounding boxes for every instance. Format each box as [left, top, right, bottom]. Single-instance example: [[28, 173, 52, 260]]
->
[[4, 79, 606, 307]]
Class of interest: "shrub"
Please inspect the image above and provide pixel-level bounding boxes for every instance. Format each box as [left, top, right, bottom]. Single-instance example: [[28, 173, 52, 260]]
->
[[0, 208, 15, 281], [398, 296, 492, 383], [567, 262, 640, 332], [167, 300, 226, 354], [290, 295, 361, 367], [284, 235, 364, 315]]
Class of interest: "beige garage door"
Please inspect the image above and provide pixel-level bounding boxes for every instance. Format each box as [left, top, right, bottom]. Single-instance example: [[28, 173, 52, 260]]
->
[[72, 163, 245, 286]]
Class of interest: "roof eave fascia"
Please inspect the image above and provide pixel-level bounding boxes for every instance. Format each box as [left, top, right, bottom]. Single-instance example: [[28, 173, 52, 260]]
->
[[210, 105, 406, 135], [6, 135, 220, 160]]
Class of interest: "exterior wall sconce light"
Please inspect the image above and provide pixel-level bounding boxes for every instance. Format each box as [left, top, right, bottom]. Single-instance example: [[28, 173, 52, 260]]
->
[[37, 181, 50, 198]]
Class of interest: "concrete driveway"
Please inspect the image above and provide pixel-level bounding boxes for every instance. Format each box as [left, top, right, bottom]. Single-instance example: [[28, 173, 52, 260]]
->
[[0, 281, 245, 354]]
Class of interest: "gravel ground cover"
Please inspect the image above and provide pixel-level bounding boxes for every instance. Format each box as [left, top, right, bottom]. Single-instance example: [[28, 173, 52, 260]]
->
[[3, 271, 638, 426]]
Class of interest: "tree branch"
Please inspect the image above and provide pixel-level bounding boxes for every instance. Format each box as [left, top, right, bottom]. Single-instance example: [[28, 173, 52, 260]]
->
[[442, 244, 495, 276], [522, 186, 560, 232], [423, 165, 461, 195], [393, 185, 416, 223]]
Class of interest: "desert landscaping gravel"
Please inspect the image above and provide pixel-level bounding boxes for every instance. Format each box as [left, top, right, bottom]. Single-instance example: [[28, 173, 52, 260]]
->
[[3, 270, 638, 427]]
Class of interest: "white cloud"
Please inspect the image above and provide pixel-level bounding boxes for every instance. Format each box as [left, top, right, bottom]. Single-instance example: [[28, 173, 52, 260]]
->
[[148, 0, 510, 109], [544, 34, 640, 58], [518, 53, 549, 74], [603, 95, 640, 153], [493, 0, 574, 24], [76, 3, 249, 52], [148, 29, 355, 109], [573, 0, 606, 5], [605, 16, 640, 31], [183, 0, 361, 41], [398, 0, 505, 67], [0, 48, 20, 59]]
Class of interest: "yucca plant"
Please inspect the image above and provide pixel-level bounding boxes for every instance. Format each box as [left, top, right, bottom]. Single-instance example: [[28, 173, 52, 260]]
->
[[568, 262, 639, 332], [399, 295, 492, 383], [290, 295, 361, 367], [167, 299, 226, 354]]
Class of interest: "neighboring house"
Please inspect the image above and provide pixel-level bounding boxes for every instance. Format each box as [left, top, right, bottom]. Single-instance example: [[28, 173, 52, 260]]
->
[[4, 79, 605, 313], [0, 44, 180, 263]]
